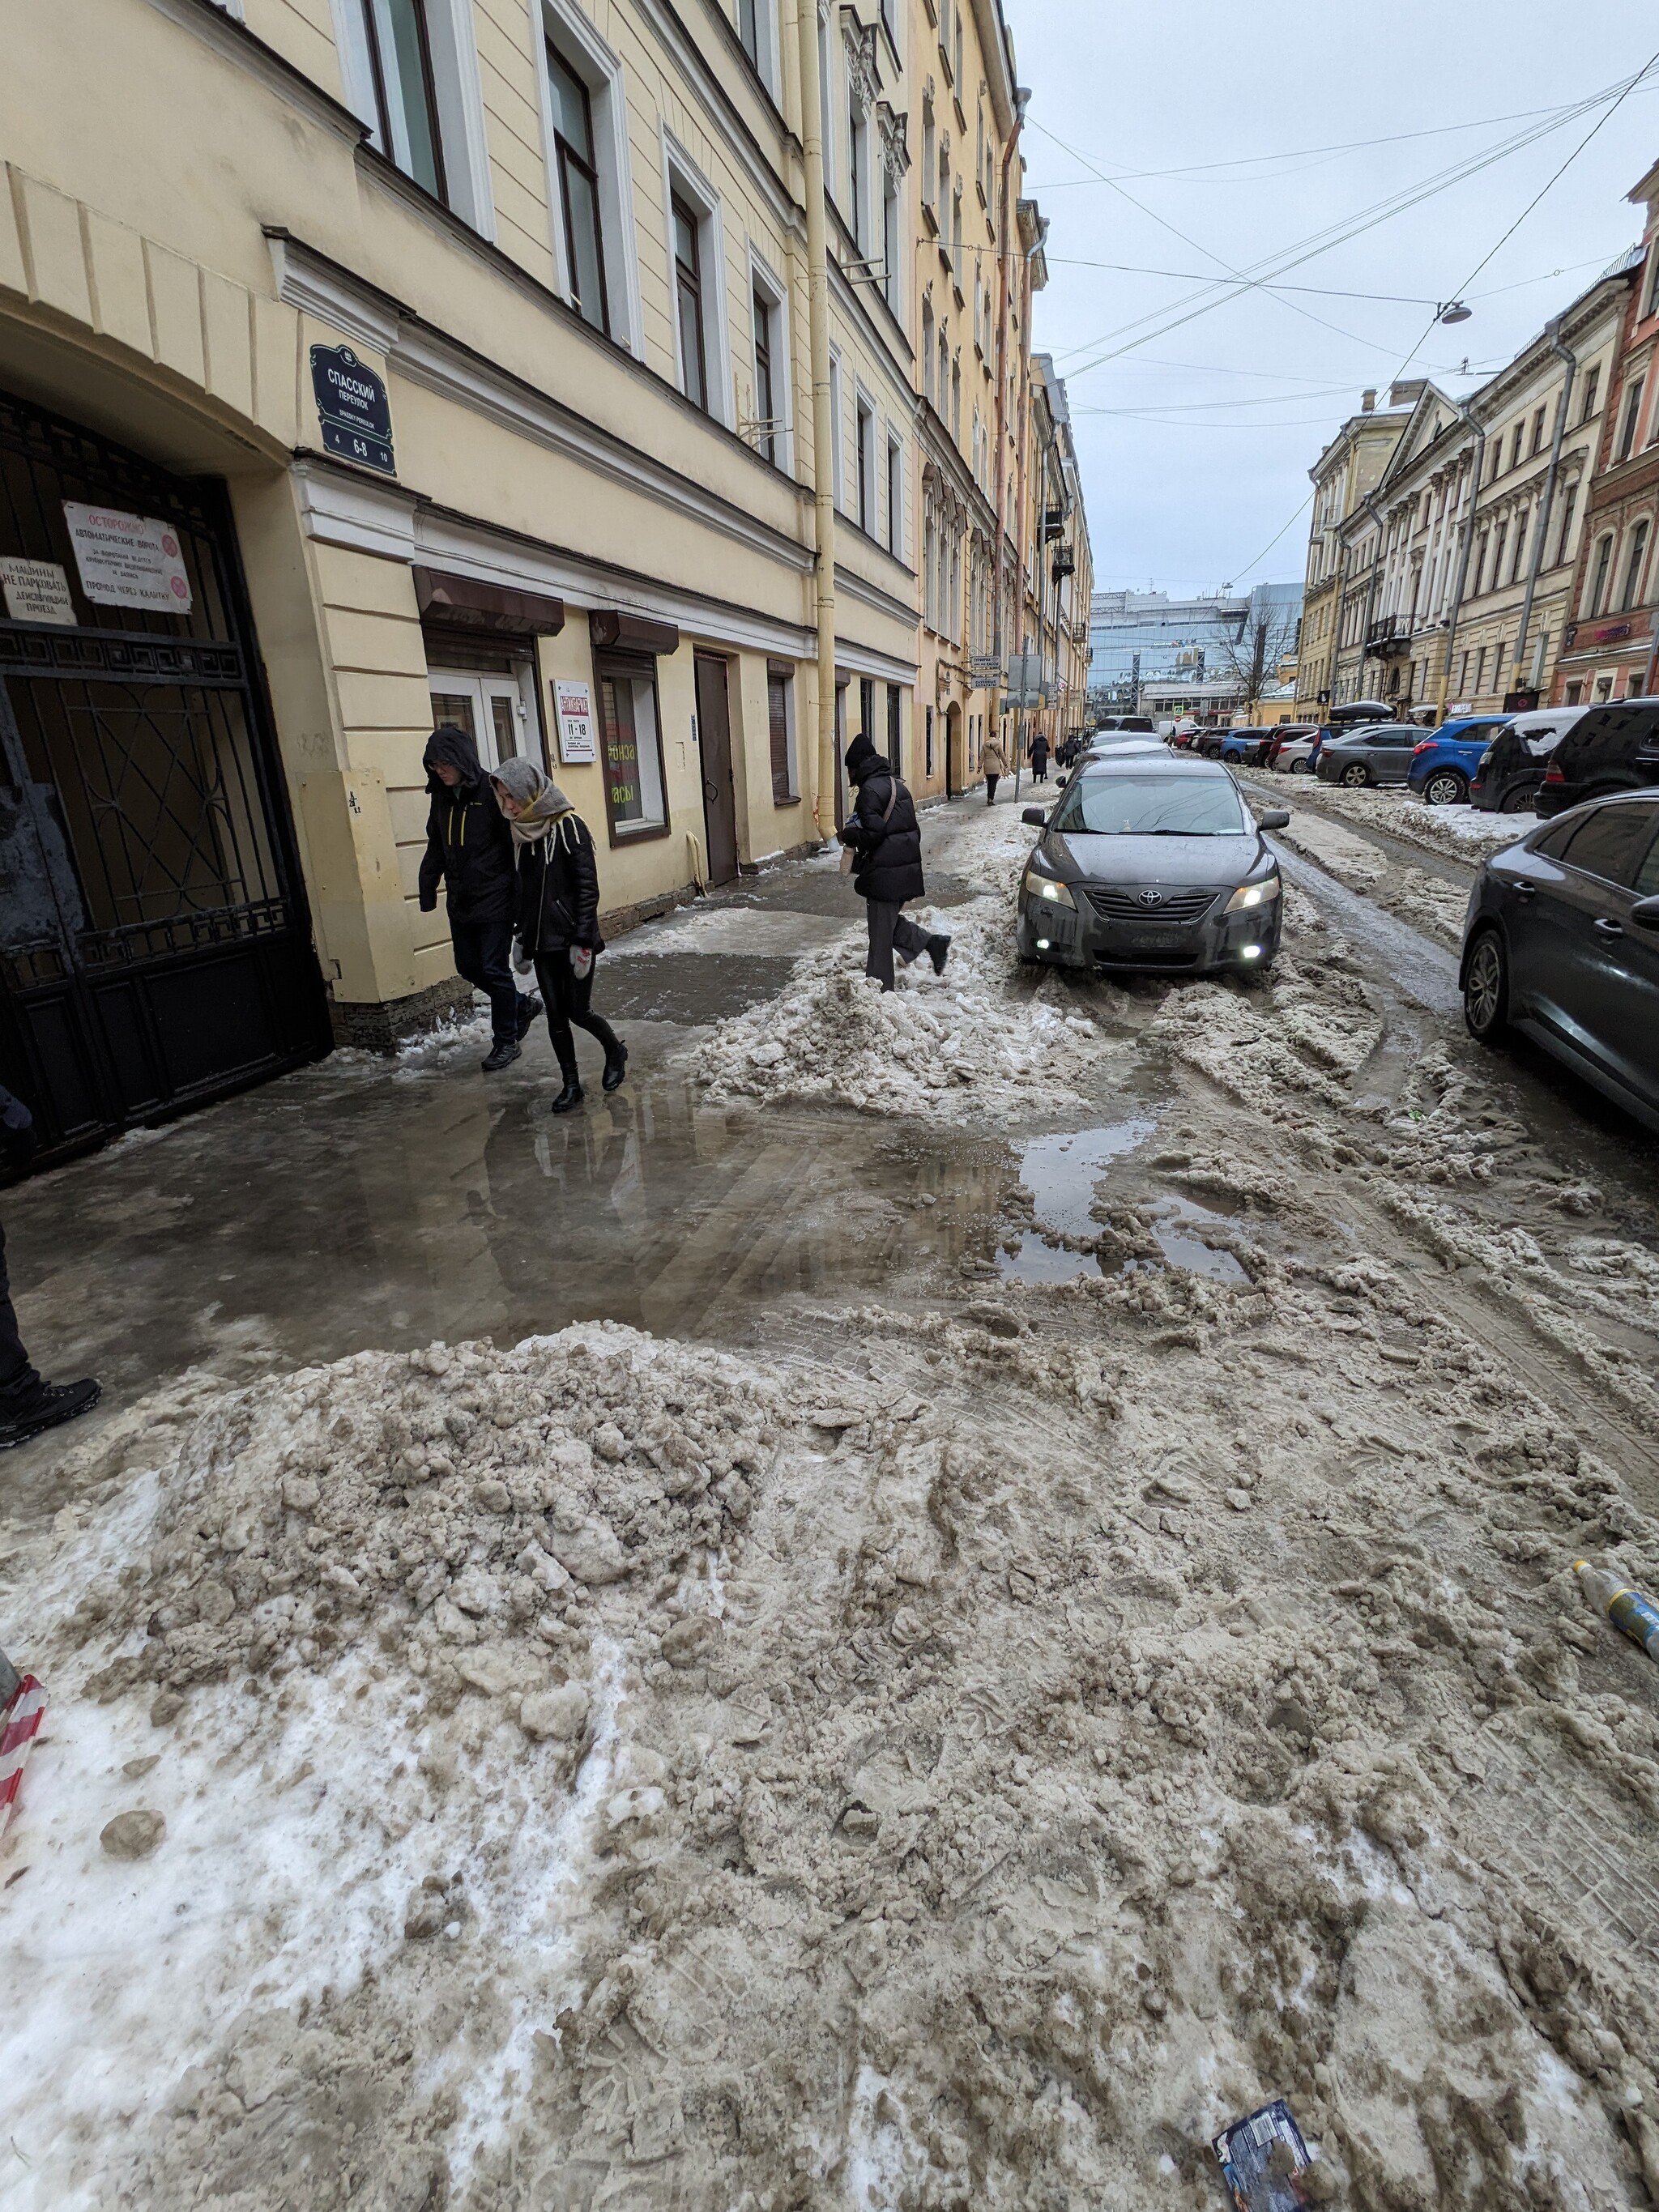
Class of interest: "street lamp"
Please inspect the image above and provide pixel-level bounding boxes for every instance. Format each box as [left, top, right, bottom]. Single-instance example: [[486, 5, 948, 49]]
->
[[1438, 300, 1472, 326]]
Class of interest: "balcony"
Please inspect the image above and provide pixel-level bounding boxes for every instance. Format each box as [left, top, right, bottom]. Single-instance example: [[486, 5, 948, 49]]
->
[[1366, 612, 1413, 658]]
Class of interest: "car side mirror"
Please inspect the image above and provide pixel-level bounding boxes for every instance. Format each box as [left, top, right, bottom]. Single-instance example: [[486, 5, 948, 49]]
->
[[1021, 808, 1049, 827], [1259, 809, 1290, 830], [1631, 895, 1659, 931]]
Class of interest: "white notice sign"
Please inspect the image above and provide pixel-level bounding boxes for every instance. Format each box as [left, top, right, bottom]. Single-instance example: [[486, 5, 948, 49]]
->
[[554, 677, 597, 765], [62, 502, 193, 614], [0, 558, 76, 626]]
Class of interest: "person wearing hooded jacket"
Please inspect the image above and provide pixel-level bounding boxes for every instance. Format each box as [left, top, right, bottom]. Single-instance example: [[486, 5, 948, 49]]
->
[[837, 733, 951, 992], [418, 725, 539, 1072], [492, 756, 626, 1113], [981, 733, 1009, 805]]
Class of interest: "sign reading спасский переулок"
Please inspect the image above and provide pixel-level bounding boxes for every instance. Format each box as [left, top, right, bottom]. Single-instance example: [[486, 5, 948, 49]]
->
[[309, 344, 395, 477]]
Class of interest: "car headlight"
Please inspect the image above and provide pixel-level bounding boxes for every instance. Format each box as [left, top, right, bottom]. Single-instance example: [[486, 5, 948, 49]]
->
[[1225, 874, 1282, 914], [1023, 867, 1076, 909]]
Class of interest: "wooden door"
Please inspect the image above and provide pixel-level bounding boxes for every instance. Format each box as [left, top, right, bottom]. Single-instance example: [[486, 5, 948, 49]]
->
[[693, 654, 740, 885]]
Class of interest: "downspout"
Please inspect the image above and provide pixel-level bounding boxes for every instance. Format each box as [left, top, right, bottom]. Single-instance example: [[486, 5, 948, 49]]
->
[[1512, 315, 1577, 688], [795, 0, 838, 842], [1009, 220, 1043, 781], [990, 88, 1030, 667], [1435, 403, 1488, 722], [1357, 491, 1388, 707]]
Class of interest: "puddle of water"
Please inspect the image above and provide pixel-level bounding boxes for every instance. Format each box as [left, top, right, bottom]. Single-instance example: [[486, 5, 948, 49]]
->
[[1145, 1196, 1252, 1283], [997, 1119, 1252, 1286]]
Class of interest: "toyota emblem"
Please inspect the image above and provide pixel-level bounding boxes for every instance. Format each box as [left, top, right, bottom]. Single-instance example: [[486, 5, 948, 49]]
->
[[1137, 889, 1162, 907]]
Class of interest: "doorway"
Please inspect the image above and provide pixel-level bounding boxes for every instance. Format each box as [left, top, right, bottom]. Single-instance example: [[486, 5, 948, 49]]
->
[[693, 653, 739, 885], [945, 701, 963, 795], [0, 388, 327, 1165], [426, 669, 529, 771]]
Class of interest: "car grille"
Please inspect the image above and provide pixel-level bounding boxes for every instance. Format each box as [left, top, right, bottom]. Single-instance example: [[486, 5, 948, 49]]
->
[[1082, 885, 1218, 923]]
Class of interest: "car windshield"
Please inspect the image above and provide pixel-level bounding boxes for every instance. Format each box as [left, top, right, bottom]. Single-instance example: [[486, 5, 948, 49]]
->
[[1051, 774, 1250, 837]]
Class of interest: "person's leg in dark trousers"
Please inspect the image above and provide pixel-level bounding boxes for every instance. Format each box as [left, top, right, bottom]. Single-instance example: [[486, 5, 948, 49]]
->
[[865, 905, 933, 991], [450, 918, 521, 1046], [535, 955, 625, 1097], [985, 774, 999, 806], [0, 1221, 41, 1417]]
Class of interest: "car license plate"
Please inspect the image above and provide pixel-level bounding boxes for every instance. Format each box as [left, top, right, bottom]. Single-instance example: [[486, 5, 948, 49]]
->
[[1128, 927, 1183, 946]]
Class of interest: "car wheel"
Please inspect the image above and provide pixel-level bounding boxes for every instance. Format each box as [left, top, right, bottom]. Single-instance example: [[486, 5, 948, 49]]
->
[[1290, 757, 1310, 774], [1339, 764, 1370, 787], [1463, 929, 1508, 1045], [1499, 783, 1535, 814], [1423, 770, 1468, 807]]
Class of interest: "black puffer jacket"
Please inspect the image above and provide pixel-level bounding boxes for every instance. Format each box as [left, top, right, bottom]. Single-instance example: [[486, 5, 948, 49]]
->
[[840, 734, 924, 905], [513, 812, 606, 955], [417, 726, 516, 924]]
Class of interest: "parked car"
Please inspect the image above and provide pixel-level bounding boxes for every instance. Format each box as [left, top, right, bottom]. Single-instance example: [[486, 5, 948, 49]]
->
[[1471, 706, 1590, 814], [1199, 727, 1275, 764], [1017, 758, 1289, 976], [1461, 791, 1659, 1132], [1260, 723, 1318, 770], [1405, 715, 1512, 806], [1534, 699, 1659, 818], [1271, 730, 1324, 774], [1315, 722, 1418, 787], [1094, 715, 1156, 733]]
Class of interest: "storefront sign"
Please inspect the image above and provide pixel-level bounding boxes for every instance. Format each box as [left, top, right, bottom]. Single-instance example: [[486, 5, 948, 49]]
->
[[553, 677, 597, 765], [309, 343, 395, 476], [62, 503, 193, 613], [0, 557, 76, 626]]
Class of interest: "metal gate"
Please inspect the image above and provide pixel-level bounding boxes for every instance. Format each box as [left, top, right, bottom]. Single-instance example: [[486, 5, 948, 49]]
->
[[0, 390, 328, 1165]]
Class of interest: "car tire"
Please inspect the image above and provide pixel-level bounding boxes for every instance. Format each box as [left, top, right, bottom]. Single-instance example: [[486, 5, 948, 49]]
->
[[1340, 764, 1370, 788], [1423, 769, 1468, 806], [1500, 784, 1535, 814], [1290, 758, 1310, 775], [1463, 929, 1508, 1046]]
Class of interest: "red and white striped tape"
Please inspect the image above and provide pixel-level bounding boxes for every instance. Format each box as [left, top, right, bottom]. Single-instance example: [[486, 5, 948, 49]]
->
[[1, 1674, 46, 1836]]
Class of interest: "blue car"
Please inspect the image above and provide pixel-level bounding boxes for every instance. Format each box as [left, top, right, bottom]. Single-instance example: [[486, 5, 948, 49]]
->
[[1406, 715, 1512, 807]]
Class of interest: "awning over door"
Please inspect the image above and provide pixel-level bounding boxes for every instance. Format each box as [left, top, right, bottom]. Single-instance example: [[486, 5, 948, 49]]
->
[[413, 568, 565, 637]]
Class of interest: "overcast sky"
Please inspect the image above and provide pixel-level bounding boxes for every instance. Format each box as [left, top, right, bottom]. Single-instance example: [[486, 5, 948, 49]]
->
[[1009, 0, 1659, 598]]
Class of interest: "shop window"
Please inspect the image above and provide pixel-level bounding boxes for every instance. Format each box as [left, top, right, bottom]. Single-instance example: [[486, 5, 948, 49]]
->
[[672, 194, 709, 413], [597, 654, 668, 839], [342, 0, 492, 230], [547, 44, 608, 335], [767, 664, 796, 803]]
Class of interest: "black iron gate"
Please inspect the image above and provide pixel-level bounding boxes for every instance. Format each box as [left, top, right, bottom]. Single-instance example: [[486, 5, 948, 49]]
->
[[0, 391, 328, 1165]]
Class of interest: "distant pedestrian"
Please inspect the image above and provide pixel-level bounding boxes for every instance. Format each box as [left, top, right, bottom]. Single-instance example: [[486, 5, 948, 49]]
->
[[1029, 731, 1051, 784], [420, 726, 539, 1072], [982, 733, 1009, 806], [0, 1088, 99, 1452], [838, 733, 950, 992], [493, 757, 626, 1115]]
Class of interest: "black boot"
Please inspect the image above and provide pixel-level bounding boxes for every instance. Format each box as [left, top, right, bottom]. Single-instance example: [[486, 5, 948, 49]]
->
[[516, 993, 543, 1038], [548, 1038, 583, 1114], [0, 1377, 101, 1451], [602, 1038, 629, 1093], [928, 934, 952, 976], [480, 1038, 521, 1072]]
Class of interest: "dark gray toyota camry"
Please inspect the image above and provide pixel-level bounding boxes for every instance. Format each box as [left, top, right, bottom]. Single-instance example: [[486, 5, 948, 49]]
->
[[1016, 757, 1288, 976]]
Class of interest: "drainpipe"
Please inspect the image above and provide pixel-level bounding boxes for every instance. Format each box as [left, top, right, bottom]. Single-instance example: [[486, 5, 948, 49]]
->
[[1357, 490, 1388, 706], [1512, 316, 1577, 691], [991, 89, 1030, 671], [796, 0, 838, 842], [1435, 403, 1488, 722]]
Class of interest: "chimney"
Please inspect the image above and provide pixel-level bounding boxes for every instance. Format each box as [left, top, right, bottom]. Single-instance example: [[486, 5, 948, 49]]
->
[[1360, 389, 1376, 413]]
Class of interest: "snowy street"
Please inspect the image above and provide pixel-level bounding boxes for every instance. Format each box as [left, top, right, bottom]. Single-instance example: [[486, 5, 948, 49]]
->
[[5, 785, 1659, 2209]]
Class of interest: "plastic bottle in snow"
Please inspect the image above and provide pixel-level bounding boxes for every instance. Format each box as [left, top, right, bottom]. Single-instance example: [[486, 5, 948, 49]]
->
[[1576, 1560, 1659, 1662]]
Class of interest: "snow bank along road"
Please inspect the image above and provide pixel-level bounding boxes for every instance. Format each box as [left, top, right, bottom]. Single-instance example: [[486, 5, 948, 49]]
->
[[6, 795, 1659, 2210]]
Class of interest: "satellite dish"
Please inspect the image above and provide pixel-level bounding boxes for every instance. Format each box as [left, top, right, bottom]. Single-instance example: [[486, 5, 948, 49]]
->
[[1438, 300, 1472, 326]]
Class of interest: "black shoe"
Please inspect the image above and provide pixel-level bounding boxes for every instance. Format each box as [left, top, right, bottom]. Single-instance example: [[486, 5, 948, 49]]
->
[[0, 1378, 101, 1452], [928, 935, 952, 976], [480, 1039, 522, 1072], [549, 1079, 584, 1115], [602, 1041, 629, 1093], [516, 994, 543, 1037]]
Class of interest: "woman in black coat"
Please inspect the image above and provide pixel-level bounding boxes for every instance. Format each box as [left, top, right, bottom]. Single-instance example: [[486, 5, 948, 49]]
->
[[837, 733, 951, 991], [492, 756, 626, 1114]]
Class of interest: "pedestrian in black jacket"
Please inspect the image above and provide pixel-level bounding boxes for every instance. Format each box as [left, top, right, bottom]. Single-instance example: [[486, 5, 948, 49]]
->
[[418, 725, 539, 1072], [0, 1087, 99, 1452], [1029, 731, 1051, 784], [492, 756, 626, 1114], [837, 733, 951, 991]]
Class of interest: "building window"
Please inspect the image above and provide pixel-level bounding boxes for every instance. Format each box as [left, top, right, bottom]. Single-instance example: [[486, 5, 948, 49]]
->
[[1473, 646, 1486, 695], [672, 194, 708, 412], [925, 705, 935, 778], [886, 682, 902, 774], [859, 676, 875, 750], [1581, 364, 1601, 424], [1509, 424, 1524, 472], [1553, 481, 1577, 567], [921, 300, 935, 404], [1619, 519, 1650, 612], [1530, 406, 1546, 456], [736, 0, 758, 68], [1509, 511, 1528, 585], [1565, 679, 1584, 705], [752, 284, 777, 463], [356, 0, 447, 202], [951, 352, 961, 441], [855, 397, 875, 534], [597, 653, 668, 839], [1617, 377, 1646, 462], [828, 351, 845, 508], [847, 79, 869, 252], [766, 663, 796, 803], [547, 43, 608, 335], [1488, 522, 1507, 594], [921, 97, 935, 219], [882, 168, 900, 317], [1589, 533, 1614, 616], [938, 332, 949, 419]]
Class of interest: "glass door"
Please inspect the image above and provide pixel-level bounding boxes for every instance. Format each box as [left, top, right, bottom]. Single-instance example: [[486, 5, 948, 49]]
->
[[426, 671, 527, 772]]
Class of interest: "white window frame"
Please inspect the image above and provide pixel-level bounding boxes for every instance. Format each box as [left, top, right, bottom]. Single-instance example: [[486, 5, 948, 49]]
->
[[853, 385, 876, 535], [533, 0, 643, 359], [846, 62, 871, 255], [329, 0, 495, 237], [885, 429, 904, 560], [746, 244, 795, 473], [662, 134, 734, 427], [828, 346, 846, 510], [736, 0, 783, 101]]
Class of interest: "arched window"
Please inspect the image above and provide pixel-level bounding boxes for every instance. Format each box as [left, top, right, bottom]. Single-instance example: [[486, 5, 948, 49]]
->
[[1618, 518, 1651, 612], [1588, 533, 1614, 616]]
